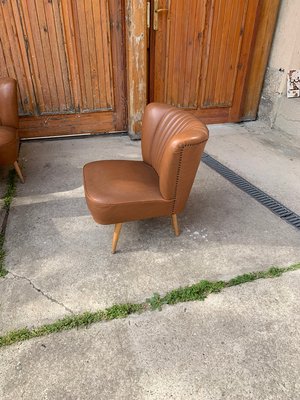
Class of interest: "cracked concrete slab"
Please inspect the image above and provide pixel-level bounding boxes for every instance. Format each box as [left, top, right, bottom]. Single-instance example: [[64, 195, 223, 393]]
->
[[1, 135, 300, 334], [1, 270, 299, 400], [9, 271, 73, 313], [0, 273, 70, 333]]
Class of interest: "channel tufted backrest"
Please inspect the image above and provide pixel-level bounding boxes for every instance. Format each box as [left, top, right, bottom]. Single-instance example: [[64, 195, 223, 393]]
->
[[142, 103, 209, 213]]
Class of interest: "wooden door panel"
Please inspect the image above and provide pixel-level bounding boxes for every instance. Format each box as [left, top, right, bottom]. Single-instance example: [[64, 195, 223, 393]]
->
[[0, 1, 36, 115], [165, 0, 205, 108], [69, 0, 114, 111], [150, 0, 259, 123], [19, 0, 73, 114], [201, 0, 248, 108], [0, 0, 126, 137]]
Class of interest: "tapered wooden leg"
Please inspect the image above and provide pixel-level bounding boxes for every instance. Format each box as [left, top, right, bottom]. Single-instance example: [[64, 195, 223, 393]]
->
[[112, 223, 122, 254], [171, 214, 180, 236], [14, 161, 25, 183]]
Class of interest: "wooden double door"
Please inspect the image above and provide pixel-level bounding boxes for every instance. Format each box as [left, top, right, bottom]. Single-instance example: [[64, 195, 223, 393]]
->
[[149, 0, 261, 123], [0, 0, 277, 137], [0, 0, 126, 137]]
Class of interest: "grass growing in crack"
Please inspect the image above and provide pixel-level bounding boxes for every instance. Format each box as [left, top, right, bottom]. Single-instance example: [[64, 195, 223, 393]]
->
[[0, 170, 16, 278], [147, 280, 225, 311], [0, 303, 145, 347], [0, 263, 299, 348], [226, 266, 292, 287], [0, 233, 8, 277], [3, 169, 16, 210]]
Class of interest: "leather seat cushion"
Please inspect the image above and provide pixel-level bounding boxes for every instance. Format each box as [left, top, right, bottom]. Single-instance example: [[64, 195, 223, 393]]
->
[[0, 126, 18, 165], [83, 160, 173, 224]]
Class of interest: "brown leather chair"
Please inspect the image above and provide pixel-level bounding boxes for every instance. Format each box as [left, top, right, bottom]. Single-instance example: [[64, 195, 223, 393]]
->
[[83, 103, 209, 253], [0, 77, 24, 183]]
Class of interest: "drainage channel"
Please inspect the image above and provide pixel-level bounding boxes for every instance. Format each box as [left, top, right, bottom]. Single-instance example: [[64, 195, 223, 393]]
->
[[202, 153, 300, 231]]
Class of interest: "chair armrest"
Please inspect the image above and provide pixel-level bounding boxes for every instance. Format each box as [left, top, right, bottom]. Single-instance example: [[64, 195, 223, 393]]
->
[[0, 78, 19, 129]]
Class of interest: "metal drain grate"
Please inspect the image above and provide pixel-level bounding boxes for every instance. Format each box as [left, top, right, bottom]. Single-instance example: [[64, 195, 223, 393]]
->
[[202, 153, 300, 230]]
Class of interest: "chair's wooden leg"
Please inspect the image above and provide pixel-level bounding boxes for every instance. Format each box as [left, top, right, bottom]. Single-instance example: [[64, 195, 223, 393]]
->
[[112, 223, 122, 254], [171, 214, 180, 236], [14, 161, 25, 183]]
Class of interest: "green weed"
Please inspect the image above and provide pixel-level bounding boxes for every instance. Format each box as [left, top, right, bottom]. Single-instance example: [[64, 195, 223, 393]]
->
[[0, 263, 299, 348]]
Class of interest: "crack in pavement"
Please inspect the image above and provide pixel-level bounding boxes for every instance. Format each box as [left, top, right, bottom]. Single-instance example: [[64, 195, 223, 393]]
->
[[8, 272, 74, 315], [0, 277, 10, 285]]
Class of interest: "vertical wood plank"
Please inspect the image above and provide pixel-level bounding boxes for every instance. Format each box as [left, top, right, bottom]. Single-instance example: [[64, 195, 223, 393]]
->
[[48, 0, 73, 110], [183, 0, 202, 107], [17, 0, 45, 113], [91, 0, 108, 107], [60, 0, 82, 111], [1, 1, 36, 114], [99, 0, 114, 107], [0, 3, 21, 109], [74, 0, 94, 110], [0, 37, 9, 78], [149, 0, 169, 103], [213, 0, 233, 105], [109, 0, 127, 129], [20, 0, 52, 111], [0, 5, 17, 78], [203, 0, 226, 106], [34, 0, 60, 110], [167, 0, 184, 105], [179, 0, 192, 106], [161, 0, 205, 108], [43, 0, 67, 109], [225, 0, 248, 107], [84, 0, 101, 109]]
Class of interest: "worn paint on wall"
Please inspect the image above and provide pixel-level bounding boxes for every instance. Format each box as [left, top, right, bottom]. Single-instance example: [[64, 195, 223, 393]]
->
[[259, 0, 300, 128], [287, 70, 300, 98]]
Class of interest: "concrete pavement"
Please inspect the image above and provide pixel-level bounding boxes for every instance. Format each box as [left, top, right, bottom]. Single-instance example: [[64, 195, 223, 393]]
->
[[1, 121, 300, 399], [1, 270, 299, 399], [1, 135, 300, 334]]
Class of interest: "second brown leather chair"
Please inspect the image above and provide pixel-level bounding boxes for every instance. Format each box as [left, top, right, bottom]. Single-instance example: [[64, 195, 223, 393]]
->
[[83, 103, 209, 253], [0, 77, 24, 183]]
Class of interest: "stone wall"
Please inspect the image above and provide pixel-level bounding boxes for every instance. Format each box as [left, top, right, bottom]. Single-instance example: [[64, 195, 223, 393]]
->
[[258, 0, 300, 134]]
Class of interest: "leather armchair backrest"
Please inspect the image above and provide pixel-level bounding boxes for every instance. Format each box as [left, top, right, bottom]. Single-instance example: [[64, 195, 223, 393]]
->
[[0, 78, 19, 129], [142, 103, 209, 214]]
